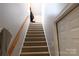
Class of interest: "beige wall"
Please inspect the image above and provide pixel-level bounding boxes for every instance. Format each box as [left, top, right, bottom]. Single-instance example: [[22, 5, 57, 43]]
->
[[0, 3, 30, 55]]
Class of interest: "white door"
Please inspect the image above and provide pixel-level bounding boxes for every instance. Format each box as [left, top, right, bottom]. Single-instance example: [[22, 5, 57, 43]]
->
[[57, 5, 79, 56]]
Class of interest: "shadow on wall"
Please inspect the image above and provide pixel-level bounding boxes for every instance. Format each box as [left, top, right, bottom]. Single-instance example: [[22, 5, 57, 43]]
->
[[0, 28, 12, 56], [44, 15, 56, 55]]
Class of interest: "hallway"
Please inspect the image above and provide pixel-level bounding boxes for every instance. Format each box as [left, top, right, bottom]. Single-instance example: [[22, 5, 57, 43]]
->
[[0, 3, 79, 56]]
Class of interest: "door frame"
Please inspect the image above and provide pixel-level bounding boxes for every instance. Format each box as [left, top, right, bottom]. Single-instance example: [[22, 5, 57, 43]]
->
[[54, 3, 79, 56]]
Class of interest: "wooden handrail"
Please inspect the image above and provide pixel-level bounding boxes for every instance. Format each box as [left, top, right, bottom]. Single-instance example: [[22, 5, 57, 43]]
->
[[7, 16, 28, 56]]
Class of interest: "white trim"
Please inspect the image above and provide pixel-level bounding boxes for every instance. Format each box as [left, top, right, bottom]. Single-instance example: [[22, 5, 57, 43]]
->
[[42, 24, 51, 56]]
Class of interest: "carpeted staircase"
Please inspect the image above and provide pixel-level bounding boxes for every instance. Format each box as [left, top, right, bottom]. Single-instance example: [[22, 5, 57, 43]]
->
[[20, 23, 49, 56]]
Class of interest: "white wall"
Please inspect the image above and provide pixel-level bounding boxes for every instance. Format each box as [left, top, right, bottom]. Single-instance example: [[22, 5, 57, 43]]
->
[[42, 3, 68, 55], [0, 3, 30, 55], [30, 3, 42, 23]]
